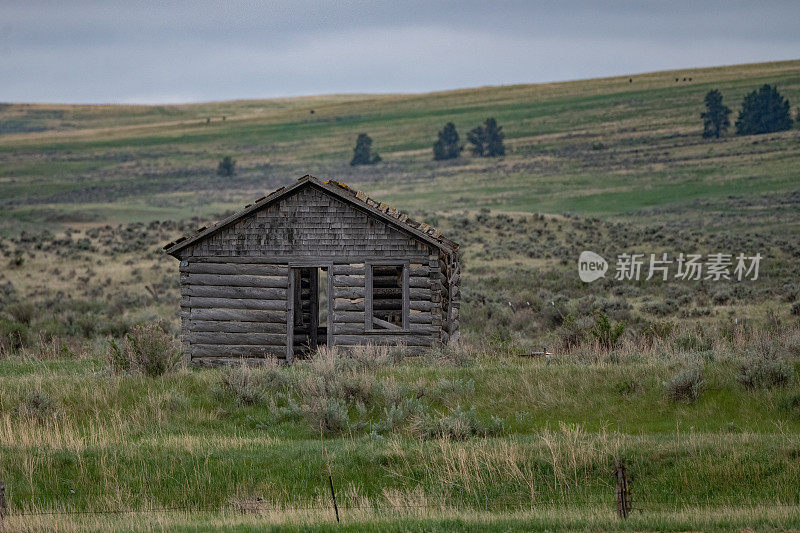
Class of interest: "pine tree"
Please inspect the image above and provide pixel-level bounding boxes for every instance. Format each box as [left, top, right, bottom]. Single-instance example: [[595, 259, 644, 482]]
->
[[350, 133, 381, 166], [433, 122, 462, 160], [735, 84, 793, 135], [700, 89, 731, 138], [217, 156, 236, 176], [468, 118, 505, 157]]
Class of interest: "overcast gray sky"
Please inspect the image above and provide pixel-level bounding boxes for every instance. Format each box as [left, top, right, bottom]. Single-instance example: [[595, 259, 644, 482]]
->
[[2, 1, 798, 104]]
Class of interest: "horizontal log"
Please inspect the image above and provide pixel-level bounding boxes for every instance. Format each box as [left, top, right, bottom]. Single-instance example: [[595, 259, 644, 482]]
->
[[410, 300, 434, 312], [335, 300, 416, 312], [190, 344, 287, 357], [333, 299, 365, 311], [363, 323, 435, 335], [332, 264, 365, 276], [181, 297, 286, 311], [408, 277, 430, 288], [335, 345, 430, 356], [187, 332, 287, 345], [188, 320, 286, 334], [181, 263, 287, 276], [188, 255, 431, 264], [371, 288, 402, 297], [332, 311, 365, 323], [410, 288, 432, 300], [191, 356, 286, 367], [334, 287, 364, 299], [333, 275, 365, 287], [332, 323, 366, 335], [184, 285, 288, 300], [189, 308, 287, 323], [372, 265, 402, 275], [187, 273, 288, 288], [408, 312, 433, 324], [190, 257, 290, 265], [332, 334, 433, 347], [409, 266, 429, 277]]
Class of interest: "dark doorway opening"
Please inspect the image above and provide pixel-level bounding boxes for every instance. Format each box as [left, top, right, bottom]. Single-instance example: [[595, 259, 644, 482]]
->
[[292, 266, 329, 356]]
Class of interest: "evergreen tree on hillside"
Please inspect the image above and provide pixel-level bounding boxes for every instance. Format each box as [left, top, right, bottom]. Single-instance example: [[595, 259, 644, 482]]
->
[[217, 155, 236, 176], [468, 118, 505, 157], [433, 122, 462, 160], [735, 84, 793, 135], [701, 89, 731, 138], [350, 133, 381, 166]]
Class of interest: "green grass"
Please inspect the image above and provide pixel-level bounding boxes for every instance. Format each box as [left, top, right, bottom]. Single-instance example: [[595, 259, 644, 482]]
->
[[2, 59, 800, 531], [1, 59, 799, 230], [2, 346, 800, 530]]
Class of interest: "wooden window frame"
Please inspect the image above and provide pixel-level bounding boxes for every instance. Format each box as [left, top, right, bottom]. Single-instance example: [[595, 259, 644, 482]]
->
[[365, 260, 410, 333]]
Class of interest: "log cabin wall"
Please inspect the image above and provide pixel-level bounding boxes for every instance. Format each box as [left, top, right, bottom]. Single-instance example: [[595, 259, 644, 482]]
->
[[172, 182, 455, 365]]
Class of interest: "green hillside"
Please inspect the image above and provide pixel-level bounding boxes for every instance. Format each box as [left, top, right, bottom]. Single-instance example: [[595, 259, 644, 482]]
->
[[1, 60, 800, 531], [1, 59, 799, 233]]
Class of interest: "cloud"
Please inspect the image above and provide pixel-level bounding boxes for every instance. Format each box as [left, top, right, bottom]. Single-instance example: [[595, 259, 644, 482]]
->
[[1, 1, 798, 103]]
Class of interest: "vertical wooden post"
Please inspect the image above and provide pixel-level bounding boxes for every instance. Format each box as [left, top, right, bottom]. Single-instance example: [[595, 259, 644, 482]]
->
[[309, 268, 319, 350], [286, 268, 295, 363], [614, 458, 631, 519], [0, 480, 7, 528], [328, 474, 339, 523]]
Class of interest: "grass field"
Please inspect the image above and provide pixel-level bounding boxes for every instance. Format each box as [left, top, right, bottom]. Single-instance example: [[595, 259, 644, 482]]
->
[[1, 59, 800, 530], [1, 59, 799, 232]]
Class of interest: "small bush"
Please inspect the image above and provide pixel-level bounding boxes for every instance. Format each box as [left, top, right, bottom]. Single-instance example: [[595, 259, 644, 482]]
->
[[557, 314, 586, 351], [589, 310, 625, 350], [666, 366, 705, 403], [217, 364, 285, 405], [105, 323, 181, 377], [738, 357, 793, 390], [374, 397, 428, 434], [0, 318, 30, 354], [304, 397, 350, 435], [17, 389, 56, 421], [674, 332, 713, 352], [4, 301, 36, 325], [424, 405, 504, 440], [431, 377, 475, 403]]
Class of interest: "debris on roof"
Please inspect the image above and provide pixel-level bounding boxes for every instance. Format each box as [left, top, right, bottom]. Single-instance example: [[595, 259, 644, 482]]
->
[[164, 175, 457, 255]]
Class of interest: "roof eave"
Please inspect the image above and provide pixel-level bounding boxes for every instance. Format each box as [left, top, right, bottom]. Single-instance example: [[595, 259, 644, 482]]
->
[[163, 176, 458, 257]]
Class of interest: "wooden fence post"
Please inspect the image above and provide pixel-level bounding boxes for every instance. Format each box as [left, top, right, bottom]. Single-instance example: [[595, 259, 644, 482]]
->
[[328, 474, 339, 523], [0, 480, 6, 528], [614, 458, 631, 519]]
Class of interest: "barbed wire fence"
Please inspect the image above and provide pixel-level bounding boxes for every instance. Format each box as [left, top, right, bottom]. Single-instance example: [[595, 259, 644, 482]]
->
[[0, 457, 798, 525]]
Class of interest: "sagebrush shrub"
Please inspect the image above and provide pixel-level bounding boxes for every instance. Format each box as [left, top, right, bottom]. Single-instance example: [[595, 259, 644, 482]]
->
[[17, 389, 56, 421], [423, 405, 505, 440], [304, 397, 350, 435], [4, 301, 36, 325], [106, 323, 181, 377], [0, 318, 29, 354], [666, 366, 705, 403], [738, 357, 793, 390]]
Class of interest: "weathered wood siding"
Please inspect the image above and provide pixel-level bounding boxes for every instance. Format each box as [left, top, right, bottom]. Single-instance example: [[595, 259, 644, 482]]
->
[[177, 183, 455, 363], [329, 259, 439, 351], [180, 260, 289, 364], [180, 186, 432, 260]]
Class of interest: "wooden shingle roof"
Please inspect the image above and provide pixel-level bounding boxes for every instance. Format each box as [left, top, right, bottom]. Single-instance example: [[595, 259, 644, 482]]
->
[[163, 175, 458, 257]]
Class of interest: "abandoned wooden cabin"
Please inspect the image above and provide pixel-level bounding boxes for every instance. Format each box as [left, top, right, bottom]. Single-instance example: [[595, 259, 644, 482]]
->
[[164, 175, 460, 365]]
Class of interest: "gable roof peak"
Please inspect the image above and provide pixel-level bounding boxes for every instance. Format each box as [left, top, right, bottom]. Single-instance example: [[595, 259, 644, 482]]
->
[[163, 175, 458, 257]]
